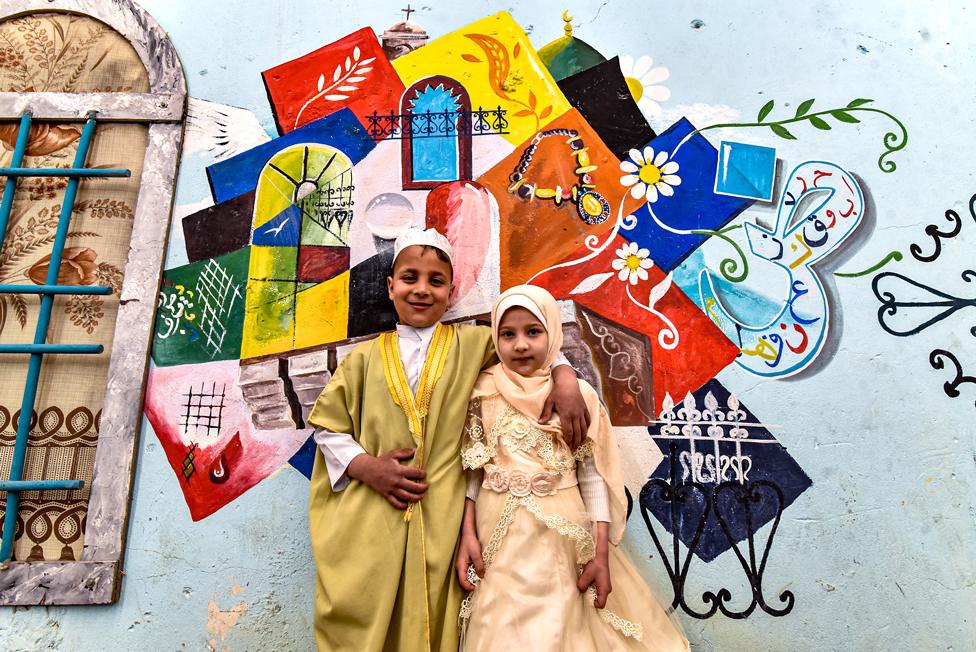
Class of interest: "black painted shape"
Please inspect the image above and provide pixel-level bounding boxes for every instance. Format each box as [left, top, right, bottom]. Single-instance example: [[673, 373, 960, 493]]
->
[[872, 269, 976, 337], [639, 444, 797, 620], [556, 56, 657, 161], [348, 248, 398, 338], [909, 192, 976, 263], [929, 349, 976, 405], [182, 191, 255, 263]]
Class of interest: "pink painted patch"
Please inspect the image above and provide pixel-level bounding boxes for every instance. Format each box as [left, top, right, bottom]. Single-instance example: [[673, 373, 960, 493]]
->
[[425, 180, 494, 304], [145, 360, 310, 520]]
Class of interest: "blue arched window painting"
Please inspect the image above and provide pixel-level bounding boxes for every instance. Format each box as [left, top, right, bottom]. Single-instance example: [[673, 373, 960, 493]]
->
[[401, 76, 472, 190]]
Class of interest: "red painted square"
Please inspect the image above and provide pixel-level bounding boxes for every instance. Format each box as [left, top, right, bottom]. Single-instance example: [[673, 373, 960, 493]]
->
[[530, 232, 739, 413], [262, 27, 405, 135], [297, 245, 350, 283]]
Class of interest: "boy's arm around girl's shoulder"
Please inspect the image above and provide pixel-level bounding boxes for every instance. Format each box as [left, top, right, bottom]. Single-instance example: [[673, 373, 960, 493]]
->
[[456, 322, 499, 371]]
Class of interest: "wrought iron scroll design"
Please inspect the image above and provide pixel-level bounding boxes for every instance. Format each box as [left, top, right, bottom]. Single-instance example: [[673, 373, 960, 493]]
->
[[638, 443, 795, 619], [872, 191, 976, 405], [365, 106, 509, 140]]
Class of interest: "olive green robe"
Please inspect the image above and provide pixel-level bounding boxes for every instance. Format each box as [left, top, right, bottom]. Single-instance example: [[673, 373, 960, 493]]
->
[[307, 324, 494, 652]]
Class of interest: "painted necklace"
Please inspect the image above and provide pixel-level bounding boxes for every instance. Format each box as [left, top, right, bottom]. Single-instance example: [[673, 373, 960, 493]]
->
[[507, 128, 612, 225]]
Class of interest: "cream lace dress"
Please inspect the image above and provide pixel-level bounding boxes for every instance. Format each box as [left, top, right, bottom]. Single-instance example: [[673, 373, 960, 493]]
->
[[459, 394, 689, 652]]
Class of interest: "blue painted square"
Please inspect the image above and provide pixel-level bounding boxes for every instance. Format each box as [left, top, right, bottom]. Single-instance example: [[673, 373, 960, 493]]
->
[[625, 118, 753, 271], [714, 140, 777, 201], [639, 378, 812, 563], [206, 108, 375, 204]]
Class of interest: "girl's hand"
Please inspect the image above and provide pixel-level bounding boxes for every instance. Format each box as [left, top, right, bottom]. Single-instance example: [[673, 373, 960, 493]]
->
[[541, 365, 591, 450], [456, 532, 485, 591], [577, 555, 612, 608]]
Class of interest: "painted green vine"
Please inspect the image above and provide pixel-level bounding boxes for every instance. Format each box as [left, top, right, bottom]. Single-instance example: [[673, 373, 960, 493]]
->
[[686, 98, 908, 173], [691, 225, 749, 283]]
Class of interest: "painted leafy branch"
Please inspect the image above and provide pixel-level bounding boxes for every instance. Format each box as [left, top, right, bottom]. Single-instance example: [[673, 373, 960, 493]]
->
[[463, 33, 552, 129], [293, 46, 375, 128], [691, 97, 907, 173]]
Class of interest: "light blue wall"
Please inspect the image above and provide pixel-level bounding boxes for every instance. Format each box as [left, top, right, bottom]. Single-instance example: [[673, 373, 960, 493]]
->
[[2, 1, 974, 650]]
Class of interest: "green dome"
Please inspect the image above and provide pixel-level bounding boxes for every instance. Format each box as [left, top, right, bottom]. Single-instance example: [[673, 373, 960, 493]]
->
[[538, 31, 606, 82]]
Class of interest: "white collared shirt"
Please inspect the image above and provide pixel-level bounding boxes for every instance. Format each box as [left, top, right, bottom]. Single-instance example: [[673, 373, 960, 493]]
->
[[313, 323, 570, 490]]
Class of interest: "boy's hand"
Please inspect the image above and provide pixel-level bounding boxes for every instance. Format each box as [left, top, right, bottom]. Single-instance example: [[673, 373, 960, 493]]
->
[[541, 365, 591, 450], [346, 449, 428, 509], [577, 554, 612, 608], [456, 531, 485, 591]]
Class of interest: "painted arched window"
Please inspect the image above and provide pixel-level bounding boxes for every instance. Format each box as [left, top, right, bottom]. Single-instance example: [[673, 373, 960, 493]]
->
[[244, 144, 354, 358], [0, 0, 185, 604], [400, 76, 472, 190]]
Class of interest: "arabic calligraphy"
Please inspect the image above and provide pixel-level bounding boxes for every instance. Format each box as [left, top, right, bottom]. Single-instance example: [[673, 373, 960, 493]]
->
[[700, 161, 865, 377], [157, 284, 197, 340]]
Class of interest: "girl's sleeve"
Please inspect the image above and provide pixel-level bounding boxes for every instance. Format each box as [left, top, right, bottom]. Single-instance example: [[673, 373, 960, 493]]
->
[[577, 456, 611, 523], [460, 397, 492, 470], [465, 468, 483, 501]]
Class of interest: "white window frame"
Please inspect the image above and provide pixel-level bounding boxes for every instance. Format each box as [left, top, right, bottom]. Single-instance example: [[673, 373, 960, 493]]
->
[[0, 0, 186, 605]]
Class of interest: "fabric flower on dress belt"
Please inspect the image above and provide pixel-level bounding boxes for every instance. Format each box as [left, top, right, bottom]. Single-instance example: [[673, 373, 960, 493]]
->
[[508, 470, 531, 497], [530, 473, 557, 496], [485, 465, 509, 493]]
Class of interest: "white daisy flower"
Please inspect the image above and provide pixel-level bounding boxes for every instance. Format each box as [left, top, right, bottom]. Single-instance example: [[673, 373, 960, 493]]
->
[[619, 147, 681, 203], [612, 241, 654, 285], [619, 55, 671, 118]]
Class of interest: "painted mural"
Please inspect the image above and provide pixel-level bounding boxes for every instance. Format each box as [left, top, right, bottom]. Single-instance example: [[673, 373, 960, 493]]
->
[[143, 8, 911, 618]]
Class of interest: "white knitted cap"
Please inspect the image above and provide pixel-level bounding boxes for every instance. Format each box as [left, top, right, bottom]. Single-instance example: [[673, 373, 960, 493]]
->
[[392, 227, 454, 268]]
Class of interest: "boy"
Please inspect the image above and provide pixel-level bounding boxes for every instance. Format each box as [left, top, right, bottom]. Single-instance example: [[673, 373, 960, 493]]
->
[[307, 227, 588, 652]]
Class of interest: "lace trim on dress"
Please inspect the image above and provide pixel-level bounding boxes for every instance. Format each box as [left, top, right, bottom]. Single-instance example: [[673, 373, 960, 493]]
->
[[459, 493, 520, 623], [521, 494, 595, 565], [587, 587, 645, 641], [573, 438, 594, 462]]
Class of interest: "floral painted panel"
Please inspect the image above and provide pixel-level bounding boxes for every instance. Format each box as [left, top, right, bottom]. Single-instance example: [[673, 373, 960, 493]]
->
[[0, 12, 149, 92], [0, 11, 148, 562]]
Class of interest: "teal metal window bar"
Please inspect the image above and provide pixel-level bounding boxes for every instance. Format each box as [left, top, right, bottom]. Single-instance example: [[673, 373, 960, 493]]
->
[[0, 111, 130, 566]]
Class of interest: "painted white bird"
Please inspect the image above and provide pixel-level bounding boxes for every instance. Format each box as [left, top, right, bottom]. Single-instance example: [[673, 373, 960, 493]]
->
[[263, 217, 290, 238]]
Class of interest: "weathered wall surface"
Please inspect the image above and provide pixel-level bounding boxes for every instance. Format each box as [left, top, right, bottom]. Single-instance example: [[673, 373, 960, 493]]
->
[[1, 1, 974, 650]]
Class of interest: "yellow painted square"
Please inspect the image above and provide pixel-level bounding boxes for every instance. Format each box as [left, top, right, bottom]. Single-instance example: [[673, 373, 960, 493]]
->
[[241, 278, 297, 359], [393, 11, 570, 146], [248, 244, 297, 281], [294, 271, 349, 349]]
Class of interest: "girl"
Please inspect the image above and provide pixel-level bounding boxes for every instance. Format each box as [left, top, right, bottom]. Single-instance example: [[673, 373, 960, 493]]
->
[[456, 284, 688, 652]]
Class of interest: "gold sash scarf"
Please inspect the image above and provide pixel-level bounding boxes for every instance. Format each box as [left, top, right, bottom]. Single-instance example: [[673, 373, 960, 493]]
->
[[380, 323, 453, 440], [379, 323, 454, 522], [379, 323, 454, 652]]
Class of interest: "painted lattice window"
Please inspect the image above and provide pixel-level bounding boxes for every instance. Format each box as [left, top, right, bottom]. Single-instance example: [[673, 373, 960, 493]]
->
[[0, 1, 185, 605], [400, 76, 472, 189]]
